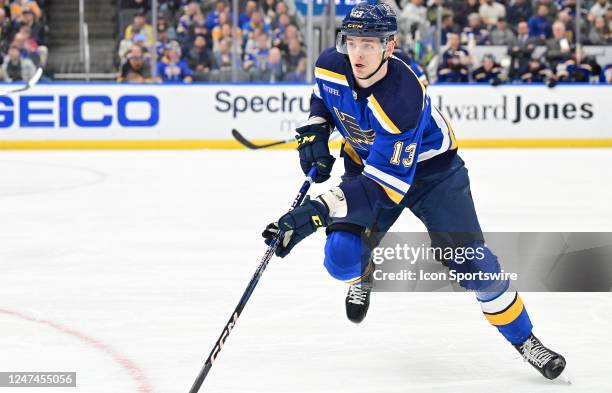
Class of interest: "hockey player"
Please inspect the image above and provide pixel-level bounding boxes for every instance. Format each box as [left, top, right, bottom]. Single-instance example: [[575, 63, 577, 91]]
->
[[263, 3, 566, 381]]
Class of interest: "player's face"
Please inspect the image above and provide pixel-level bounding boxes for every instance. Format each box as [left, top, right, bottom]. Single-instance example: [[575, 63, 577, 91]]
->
[[346, 36, 392, 79]]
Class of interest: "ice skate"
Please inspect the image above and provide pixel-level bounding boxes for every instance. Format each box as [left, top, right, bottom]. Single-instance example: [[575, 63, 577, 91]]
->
[[514, 333, 567, 380]]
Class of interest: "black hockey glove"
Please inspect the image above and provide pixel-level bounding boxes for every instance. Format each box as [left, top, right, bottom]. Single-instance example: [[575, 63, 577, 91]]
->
[[262, 197, 329, 258], [296, 123, 335, 183]]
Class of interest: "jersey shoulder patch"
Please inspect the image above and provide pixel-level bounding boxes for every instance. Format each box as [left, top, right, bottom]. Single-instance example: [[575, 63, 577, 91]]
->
[[314, 47, 349, 86], [367, 55, 426, 134]]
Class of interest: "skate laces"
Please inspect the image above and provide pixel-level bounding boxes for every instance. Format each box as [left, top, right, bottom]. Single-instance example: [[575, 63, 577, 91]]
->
[[347, 284, 369, 305], [520, 336, 554, 368]]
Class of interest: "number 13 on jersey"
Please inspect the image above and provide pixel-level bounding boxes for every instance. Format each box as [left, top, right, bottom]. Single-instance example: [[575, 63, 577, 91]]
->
[[390, 141, 417, 167]]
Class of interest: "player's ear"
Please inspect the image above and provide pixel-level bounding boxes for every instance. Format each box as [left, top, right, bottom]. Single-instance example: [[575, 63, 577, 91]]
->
[[384, 38, 395, 58]]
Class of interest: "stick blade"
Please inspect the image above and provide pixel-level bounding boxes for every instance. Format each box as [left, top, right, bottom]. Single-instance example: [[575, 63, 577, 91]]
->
[[0, 68, 43, 97], [231, 129, 261, 150], [28, 68, 44, 88]]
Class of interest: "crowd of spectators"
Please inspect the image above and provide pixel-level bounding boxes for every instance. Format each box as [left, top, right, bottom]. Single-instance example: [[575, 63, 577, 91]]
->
[[389, 0, 612, 83], [0, 0, 47, 82], [116, 0, 612, 84], [117, 0, 307, 83]]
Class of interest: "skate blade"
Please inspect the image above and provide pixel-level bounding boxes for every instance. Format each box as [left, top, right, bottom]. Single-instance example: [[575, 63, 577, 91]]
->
[[558, 371, 572, 385]]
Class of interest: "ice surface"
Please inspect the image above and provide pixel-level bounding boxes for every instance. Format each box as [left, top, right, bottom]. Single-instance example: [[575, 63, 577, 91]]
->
[[0, 149, 610, 392]]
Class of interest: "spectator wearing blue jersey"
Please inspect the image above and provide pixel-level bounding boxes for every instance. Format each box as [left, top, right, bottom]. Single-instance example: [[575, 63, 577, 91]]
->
[[271, 13, 290, 44], [205, 0, 227, 31], [155, 24, 179, 58], [556, 46, 602, 82], [242, 10, 270, 44], [262, 46, 285, 82], [438, 32, 471, 82], [518, 58, 554, 82], [462, 13, 489, 45], [244, 31, 271, 80], [529, 4, 553, 41], [472, 54, 503, 83], [177, 1, 202, 43], [156, 46, 193, 82], [601, 64, 612, 83], [239, 1, 258, 29]]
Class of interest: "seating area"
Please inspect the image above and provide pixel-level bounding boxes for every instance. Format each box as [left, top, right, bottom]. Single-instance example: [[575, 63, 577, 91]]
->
[[110, 0, 611, 84]]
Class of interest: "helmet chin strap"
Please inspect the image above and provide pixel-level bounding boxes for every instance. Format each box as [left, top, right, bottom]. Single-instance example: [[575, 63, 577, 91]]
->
[[356, 51, 389, 81]]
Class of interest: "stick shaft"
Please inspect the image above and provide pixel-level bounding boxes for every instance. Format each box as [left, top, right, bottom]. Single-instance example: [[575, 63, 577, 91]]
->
[[188, 166, 317, 393]]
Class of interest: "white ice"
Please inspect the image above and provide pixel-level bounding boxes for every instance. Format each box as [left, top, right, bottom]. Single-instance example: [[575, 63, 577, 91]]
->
[[0, 149, 610, 393]]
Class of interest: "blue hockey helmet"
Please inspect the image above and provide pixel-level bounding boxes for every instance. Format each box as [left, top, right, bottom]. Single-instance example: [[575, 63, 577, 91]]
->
[[336, 3, 398, 80], [339, 2, 397, 38], [336, 3, 397, 55]]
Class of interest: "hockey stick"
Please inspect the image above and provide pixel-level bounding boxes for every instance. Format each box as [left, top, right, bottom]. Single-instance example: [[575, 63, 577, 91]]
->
[[0, 67, 43, 96], [232, 128, 341, 150], [188, 166, 318, 393], [231, 128, 297, 150]]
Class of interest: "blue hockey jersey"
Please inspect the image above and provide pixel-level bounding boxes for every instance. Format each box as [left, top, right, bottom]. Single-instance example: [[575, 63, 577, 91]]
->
[[310, 48, 457, 207]]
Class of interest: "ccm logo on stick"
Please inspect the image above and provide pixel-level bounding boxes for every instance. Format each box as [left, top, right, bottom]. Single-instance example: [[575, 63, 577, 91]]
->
[[0, 95, 160, 128]]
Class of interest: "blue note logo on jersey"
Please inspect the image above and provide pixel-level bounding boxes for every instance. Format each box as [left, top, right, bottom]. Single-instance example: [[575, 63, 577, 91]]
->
[[333, 107, 374, 152]]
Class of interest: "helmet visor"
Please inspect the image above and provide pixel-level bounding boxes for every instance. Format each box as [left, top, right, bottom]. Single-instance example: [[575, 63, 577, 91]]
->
[[336, 32, 388, 55]]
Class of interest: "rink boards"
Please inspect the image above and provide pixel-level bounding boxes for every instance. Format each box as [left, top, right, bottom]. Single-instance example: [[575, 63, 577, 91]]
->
[[0, 83, 611, 149]]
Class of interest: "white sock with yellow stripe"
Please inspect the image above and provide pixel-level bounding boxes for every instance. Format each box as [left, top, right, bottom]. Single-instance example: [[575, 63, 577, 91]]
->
[[476, 280, 533, 345]]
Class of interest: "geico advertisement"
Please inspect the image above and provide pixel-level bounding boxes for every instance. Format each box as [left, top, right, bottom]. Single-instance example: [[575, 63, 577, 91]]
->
[[0, 84, 310, 140], [0, 84, 609, 140]]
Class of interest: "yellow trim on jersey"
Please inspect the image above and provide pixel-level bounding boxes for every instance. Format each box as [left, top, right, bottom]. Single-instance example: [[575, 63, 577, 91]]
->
[[440, 111, 458, 150], [342, 139, 363, 165], [314, 67, 348, 83], [484, 295, 525, 326], [368, 95, 402, 134], [390, 55, 425, 110], [365, 175, 405, 204]]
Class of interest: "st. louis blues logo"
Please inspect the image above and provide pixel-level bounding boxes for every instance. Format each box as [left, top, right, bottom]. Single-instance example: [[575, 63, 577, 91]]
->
[[333, 107, 375, 152]]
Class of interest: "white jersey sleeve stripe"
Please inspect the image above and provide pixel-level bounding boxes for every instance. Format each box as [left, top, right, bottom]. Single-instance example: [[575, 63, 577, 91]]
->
[[363, 164, 411, 194], [418, 105, 450, 162]]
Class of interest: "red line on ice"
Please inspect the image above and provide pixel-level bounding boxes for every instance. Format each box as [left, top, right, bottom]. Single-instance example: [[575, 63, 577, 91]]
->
[[0, 308, 154, 393]]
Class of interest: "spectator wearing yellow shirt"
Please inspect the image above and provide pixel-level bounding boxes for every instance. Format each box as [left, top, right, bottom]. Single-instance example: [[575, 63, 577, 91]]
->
[[124, 12, 154, 47]]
